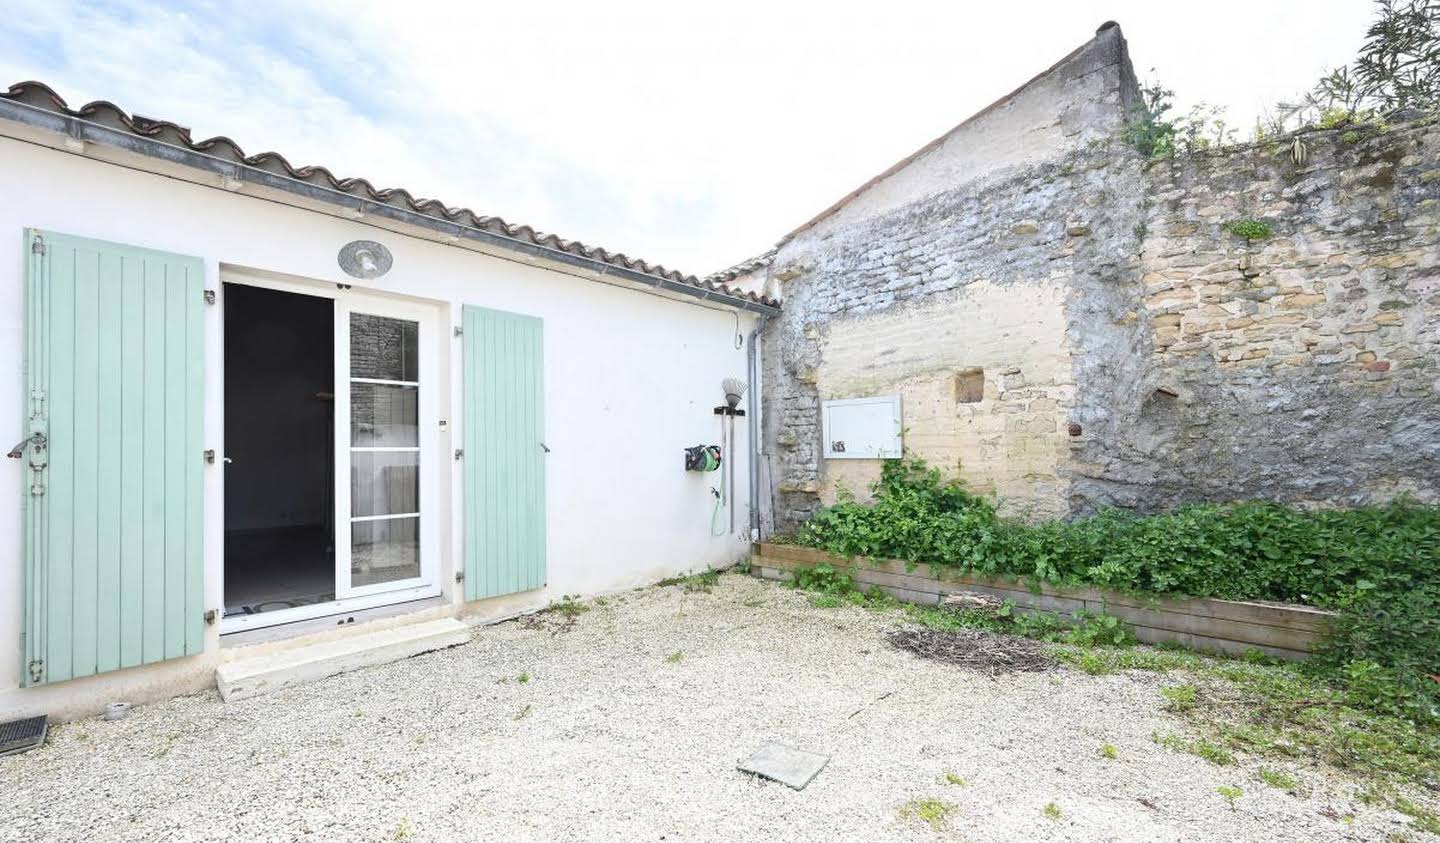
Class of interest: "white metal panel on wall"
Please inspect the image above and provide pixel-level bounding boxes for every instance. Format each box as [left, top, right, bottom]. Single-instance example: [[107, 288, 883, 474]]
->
[[822, 395, 902, 459]]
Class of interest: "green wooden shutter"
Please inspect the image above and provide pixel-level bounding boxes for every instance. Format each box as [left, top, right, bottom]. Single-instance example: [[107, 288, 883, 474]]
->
[[22, 229, 205, 686], [462, 305, 546, 601]]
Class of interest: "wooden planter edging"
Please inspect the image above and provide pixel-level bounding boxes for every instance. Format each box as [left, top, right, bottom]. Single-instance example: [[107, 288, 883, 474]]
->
[[751, 543, 1334, 661]]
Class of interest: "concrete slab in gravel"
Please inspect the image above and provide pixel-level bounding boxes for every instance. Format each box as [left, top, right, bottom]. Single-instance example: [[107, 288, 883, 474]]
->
[[738, 742, 830, 790]]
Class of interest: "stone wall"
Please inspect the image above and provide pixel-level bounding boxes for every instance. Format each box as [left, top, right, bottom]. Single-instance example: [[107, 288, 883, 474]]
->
[[758, 24, 1440, 532], [760, 24, 1140, 529], [1071, 119, 1440, 511]]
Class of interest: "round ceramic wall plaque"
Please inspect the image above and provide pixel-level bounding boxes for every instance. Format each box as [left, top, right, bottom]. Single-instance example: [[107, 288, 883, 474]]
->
[[338, 240, 393, 279]]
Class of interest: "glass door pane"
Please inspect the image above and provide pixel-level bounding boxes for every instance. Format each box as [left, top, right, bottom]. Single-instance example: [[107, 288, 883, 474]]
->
[[347, 311, 421, 589]]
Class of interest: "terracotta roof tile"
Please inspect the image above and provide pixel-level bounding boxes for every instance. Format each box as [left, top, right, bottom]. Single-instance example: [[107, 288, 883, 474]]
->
[[2, 80, 779, 309]]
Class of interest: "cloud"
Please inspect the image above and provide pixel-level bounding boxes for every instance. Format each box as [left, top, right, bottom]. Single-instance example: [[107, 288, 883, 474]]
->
[[1, 0, 1373, 274]]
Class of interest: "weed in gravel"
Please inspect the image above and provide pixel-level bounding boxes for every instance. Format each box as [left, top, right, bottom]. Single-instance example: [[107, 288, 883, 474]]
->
[[1217, 785, 1243, 808], [1100, 743, 1119, 760], [741, 598, 766, 608], [1161, 684, 1199, 712], [898, 798, 955, 830], [513, 704, 532, 721], [657, 569, 721, 593], [1062, 645, 1440, 788], [665, 651, 684, 663], [393, 817, 414, 841], [941, 771, 966, 787], [152, 732, 181, 759], [1042, 801, 1062, 820], [1258, 768, 1299, 793], [1360, 783, 1440, 835], [518, 672, 530, 684], [1152, 732, 1235, 766], [548, 595, 589, 617]]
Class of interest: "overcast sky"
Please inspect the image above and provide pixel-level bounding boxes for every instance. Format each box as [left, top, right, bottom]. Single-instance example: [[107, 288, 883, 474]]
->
[[3, 1, 1373, 275]]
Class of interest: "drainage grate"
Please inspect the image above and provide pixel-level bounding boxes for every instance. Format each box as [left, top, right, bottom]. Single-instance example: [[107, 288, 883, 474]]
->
[[0, 715, 48, 756]]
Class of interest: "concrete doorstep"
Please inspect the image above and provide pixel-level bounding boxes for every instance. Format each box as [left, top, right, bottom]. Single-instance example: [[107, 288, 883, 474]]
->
[[215, 618, 471, 702]]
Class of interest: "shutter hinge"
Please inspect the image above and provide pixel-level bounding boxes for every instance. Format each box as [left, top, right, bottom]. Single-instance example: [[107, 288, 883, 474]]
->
[[204, 449, 215, 464], [30, 235, 45, 256], [453, 448, 464, 460], [203, 289, 216, 305], [453, 325, 463, 337], [204, 609, 217, 625], [454, 571, 464, 583], [27, 659, 43, 684]]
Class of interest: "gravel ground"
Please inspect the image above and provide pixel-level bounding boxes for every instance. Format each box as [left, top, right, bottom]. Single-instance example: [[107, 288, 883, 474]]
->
[[1, 573, 1427, 842]]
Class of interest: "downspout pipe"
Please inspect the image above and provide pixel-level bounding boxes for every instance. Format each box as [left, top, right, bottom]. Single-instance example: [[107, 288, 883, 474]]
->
[[746, 314, 770, 542]]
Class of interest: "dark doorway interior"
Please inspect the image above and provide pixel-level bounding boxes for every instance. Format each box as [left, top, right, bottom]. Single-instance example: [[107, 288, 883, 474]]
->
[[223, 283, 335, 617]]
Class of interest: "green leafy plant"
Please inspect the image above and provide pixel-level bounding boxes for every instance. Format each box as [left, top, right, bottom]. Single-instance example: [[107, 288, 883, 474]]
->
[[797, 457, 1440, 720], [665, 651, 684, 663], [1100, 743, 1119, 760], [517, 671, 530, 684], [1258, 768, 1299, 793], [1224, 220, 1274, 241], [1161, 684, 1199, 712], [1217, 785, 1243, 808], [941, 771, 966, 787], [393, 817, 415, 841], [1042, 801, 1063, 820], [546, 595, 589, 617], [898, 798, 955, 831], [1153, 732, 1235, 766]]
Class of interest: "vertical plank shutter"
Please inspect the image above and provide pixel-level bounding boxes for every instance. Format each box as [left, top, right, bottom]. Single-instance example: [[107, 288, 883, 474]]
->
[[462, 305, 546, 601], [23, 229, 204, 686]]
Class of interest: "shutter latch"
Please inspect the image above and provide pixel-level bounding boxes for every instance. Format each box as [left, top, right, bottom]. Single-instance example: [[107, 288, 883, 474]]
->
[[7, 431, 45, 460], [27, 659, 43, 684]]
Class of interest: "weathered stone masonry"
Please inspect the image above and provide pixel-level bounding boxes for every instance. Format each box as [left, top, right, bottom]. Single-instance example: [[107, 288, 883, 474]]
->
[[1075, 120, 1440, 511], [758, 24, 1440, 531]]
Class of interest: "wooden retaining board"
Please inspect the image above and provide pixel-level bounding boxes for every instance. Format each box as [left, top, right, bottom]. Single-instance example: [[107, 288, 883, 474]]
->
[[753, 543, 1333, 661]]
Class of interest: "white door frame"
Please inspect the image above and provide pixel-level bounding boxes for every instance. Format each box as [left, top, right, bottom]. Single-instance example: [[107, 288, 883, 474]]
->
[[218, 270, 442, 634], [334, 294, 441, 600]]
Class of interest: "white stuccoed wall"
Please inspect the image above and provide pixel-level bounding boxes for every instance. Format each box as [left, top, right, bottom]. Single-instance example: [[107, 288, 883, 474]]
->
[[0, 135, 757, 719]]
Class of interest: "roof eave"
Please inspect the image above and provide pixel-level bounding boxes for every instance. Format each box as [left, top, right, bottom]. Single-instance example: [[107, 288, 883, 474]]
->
[[0, 96, 780, 317]]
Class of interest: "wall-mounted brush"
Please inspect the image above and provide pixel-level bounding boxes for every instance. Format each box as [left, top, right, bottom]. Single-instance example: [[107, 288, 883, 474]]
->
[[715, 378, 748, 534]]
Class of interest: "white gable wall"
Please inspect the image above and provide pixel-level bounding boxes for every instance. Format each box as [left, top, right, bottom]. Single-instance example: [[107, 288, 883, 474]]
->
[[0, 133, 757, 719]]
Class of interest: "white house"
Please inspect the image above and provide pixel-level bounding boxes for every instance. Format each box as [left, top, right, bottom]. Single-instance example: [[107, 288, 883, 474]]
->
[[0, 81, 777, 720]]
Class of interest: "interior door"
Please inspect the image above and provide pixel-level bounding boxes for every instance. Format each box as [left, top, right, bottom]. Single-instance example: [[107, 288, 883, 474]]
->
[[334, 294, 439, 600]]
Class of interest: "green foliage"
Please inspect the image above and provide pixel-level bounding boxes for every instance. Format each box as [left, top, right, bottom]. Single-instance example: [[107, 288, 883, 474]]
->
[[898, 797, 955, 830], [1224, 219, 1274, 241], [1042, 801, 1062, 820], [1124, 80, 1178, 159], [1216, 785, 1243, 807], [1315, 583, 1440, 723], [1154, 732, 1235, 766], [1161, 684, 1199, 712], [1124, 79, 1238, 159], [664, 651, 683, 663], [545, 595, 589, 617], [1099, 743, 1119, 760], [798, 457, 1440, 717], [1258, 768, 1300, 793], [941, 771, 966, 787], [658, 568, 722, 593]]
